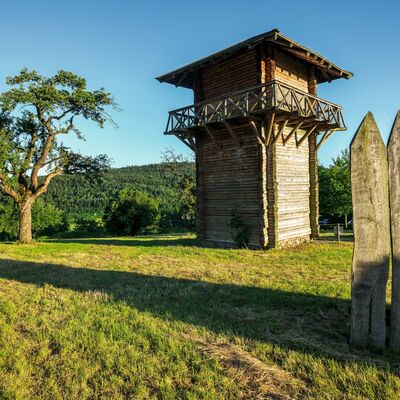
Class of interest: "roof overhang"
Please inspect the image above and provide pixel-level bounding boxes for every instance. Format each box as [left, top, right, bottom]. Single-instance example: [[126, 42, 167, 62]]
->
[[156, 29, 353, 89]]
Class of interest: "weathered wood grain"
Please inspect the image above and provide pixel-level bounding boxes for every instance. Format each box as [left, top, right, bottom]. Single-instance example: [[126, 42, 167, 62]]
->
[[388, 111, 400, 348], [197, 123, 263, 247], [274, 129, 310, 245], [275, 50, 308, 91], [350, 112, 390, 349], [191, 43, 334, 248]]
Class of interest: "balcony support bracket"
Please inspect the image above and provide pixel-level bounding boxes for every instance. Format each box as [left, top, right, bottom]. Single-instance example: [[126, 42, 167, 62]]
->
[[265, 112, 276, 146], [204, 125, 223, 152], [272, 119, 289, 144], [297, 125, 317, 147], [186, 130, 198, 155], [283, 121, 304, 145], [317, 129, 334, 151], [249, 119, 264, 146], [173, 130, 198, 154], [223, 121, 241, 147]]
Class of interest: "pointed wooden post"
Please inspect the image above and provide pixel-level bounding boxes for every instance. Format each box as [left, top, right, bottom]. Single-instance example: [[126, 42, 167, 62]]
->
[[350, 112, 390, 349], [388, 111, 400, 348]]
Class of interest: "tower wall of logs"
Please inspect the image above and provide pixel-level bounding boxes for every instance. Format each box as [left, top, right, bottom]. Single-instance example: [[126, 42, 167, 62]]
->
[[194, 50, 320, 247], [157, 30, 352, 248]]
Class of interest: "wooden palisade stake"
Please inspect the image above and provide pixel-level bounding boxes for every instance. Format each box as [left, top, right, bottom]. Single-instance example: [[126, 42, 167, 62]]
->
[[388, 111, 400, 348], [350, 112, 390, 348]]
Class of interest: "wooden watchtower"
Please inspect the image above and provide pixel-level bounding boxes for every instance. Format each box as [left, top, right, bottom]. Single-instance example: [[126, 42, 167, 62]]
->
[[157, 29, 352, 248]]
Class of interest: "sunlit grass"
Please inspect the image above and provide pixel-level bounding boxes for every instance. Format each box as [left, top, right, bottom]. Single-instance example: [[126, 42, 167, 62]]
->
[[0, 235, 398, 399]]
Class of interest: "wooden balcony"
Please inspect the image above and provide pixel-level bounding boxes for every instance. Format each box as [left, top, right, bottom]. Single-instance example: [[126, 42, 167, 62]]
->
[[165, 80, 346, 143]]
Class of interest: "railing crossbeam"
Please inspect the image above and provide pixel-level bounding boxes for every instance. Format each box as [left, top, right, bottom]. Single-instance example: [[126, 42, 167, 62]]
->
[[165, 80, 345, 134]]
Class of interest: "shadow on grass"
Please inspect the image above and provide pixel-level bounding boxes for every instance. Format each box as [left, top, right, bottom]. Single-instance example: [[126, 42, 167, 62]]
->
[[45, 236, 198, 248], [0, 258, 351, 355]]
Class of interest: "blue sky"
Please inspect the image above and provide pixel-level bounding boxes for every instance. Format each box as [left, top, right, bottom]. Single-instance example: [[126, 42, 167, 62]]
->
[[0, 0, 398, 167]]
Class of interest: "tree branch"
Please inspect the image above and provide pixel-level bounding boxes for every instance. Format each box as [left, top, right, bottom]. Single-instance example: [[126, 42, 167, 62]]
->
[[30, 133, 55, 190], [30, 108, 74, 189], [35, 105, 55, 135], [33, 168, 63, 199], [0, 173, 21, 202], [18, 172, 29, 196], [23, 133, 38, 171], [35, 105, 46, 126], [56, 115, 75, 134], [42, 155, 64, 167], [49, 107, 74, 122]]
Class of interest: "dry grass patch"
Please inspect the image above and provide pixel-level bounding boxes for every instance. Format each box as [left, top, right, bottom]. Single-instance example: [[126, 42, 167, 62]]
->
[[188, 335, 306, 399]]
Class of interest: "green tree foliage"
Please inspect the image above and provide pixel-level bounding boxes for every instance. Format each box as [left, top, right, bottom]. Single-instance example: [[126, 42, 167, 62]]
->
[[75, 215, 105, 234], [161, 150, 196, 228], [0, 197, 63, 240], [103, 189, 160, 235], [44, 161, 196, 231], [0, 200, 16, 240], [32, 200, 64, 236], [319, 149, 352, 224], [0, 69, 114, 243]]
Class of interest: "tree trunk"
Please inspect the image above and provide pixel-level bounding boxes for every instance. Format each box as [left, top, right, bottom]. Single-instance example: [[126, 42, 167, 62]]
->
[[345, 214, 348, 228], [19, 201, 33, 244]]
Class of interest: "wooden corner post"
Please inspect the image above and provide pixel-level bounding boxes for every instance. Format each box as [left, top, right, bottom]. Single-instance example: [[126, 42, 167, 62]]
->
[[195, 133, 205, 242], [388, 111, 400, 349], [350, 112, 390, 349], [266, 122, 278, 248], [308, 66, 319, 239], [309, 131, 319, 238]]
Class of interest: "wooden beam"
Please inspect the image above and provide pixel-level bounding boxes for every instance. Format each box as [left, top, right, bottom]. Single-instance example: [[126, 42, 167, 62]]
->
[[272, 119, 288, 144], [276, 114, 319, 127], [283, 47, 344, 79], [265, 112, 275, 145], [297, 125, 317, 147], [321, 69, 332, 83], [249, 120, 264, 146], [186, 130, 198, 154], [279, 119, 289, 141], [223, 121, 241, 147], [203, 125, 223, 151], [316, 130, 334, 151], [274, 112, 299, 122], [176, 134, 195, 152], [175, 70, 190, 87], [283, 121, 303, 145], [300, 120, 339, 132]]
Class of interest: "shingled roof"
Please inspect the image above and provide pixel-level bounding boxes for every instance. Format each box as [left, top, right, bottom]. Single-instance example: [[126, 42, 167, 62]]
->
[[156, 29, 353, 89]]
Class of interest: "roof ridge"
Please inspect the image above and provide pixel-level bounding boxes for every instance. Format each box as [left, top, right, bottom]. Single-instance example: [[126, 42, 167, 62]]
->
[[156, 30, 352, 88]]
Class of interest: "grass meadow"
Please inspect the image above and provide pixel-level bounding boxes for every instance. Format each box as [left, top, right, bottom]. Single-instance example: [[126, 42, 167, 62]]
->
[[0, 235, 399, 399]]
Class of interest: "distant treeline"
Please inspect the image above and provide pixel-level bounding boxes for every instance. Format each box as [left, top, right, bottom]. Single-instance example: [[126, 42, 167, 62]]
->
[[0, 151, 352, 240], [0, 162, 196, 240], [45, 162, 194, 219]]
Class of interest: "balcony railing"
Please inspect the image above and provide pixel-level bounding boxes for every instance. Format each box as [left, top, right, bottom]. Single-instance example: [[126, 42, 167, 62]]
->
[[165, 80, 345, 134]]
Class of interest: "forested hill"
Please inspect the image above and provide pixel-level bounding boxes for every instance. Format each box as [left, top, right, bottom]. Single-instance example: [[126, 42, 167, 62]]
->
[[44, 162, 195, 219]]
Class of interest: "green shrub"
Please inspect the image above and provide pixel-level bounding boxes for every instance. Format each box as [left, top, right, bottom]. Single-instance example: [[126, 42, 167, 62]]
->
[[0, 201, 17, 240], [230, 210, 250, 248], [103, 189, 160, 235], [75, 215, 105, 234]]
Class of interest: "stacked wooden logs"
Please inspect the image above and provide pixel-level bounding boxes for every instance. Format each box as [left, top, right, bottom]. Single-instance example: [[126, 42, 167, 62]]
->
[[350, 111, 400, 349]]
